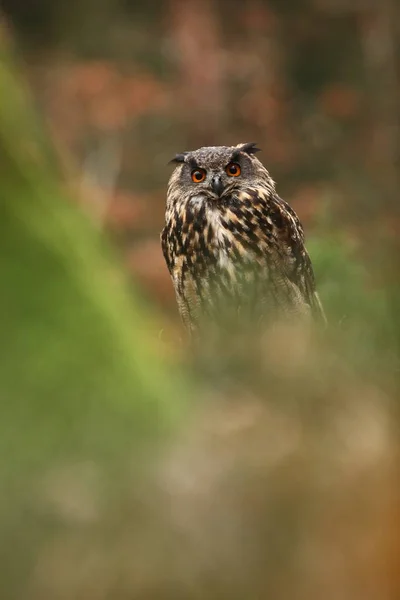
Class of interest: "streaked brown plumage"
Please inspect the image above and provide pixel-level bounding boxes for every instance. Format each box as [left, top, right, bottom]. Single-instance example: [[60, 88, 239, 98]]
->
[[161, 143, 325, 335]]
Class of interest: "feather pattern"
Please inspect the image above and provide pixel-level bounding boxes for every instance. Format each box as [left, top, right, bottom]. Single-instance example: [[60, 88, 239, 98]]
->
[[161, 144, 326, 334]]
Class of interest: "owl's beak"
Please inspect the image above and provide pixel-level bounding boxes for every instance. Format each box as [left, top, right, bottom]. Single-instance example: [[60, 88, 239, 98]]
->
[[211, 175, 224, 197]]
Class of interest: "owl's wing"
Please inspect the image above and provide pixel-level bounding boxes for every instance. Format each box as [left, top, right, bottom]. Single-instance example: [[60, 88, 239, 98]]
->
[[268, 194, 326, 322], [161, 225, 201, 333], [161, 226, 173, 275], [237, 189, 326, 323]]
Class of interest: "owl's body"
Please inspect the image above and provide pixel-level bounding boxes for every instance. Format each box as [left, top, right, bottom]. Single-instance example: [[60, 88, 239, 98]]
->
[[161, 143, 325, 335]]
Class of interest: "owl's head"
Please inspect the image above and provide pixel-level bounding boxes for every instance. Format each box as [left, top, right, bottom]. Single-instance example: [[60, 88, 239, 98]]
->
[[167, 143, 275, 204]]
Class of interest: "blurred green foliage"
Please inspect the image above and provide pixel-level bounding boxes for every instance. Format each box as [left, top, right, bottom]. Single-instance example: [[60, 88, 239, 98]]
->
[[0, 46, 190, 596]]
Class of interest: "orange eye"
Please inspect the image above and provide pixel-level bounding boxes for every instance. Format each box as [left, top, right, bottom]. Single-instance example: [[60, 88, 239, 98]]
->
[[191, 168, 206, 183], [226, 162, 241, 177]]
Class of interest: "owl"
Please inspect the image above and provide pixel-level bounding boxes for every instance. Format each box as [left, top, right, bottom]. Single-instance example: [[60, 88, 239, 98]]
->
[[161, 143, 325, 336]]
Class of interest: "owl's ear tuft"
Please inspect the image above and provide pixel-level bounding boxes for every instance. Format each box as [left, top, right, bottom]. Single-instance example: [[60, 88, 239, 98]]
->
[[168, 152, 188, 165], [238, 142, 261, 155]]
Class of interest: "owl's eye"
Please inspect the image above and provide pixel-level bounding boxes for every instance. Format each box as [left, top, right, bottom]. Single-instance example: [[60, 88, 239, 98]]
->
[[226, 162, 241, 177], [191, 168, 206, 183]]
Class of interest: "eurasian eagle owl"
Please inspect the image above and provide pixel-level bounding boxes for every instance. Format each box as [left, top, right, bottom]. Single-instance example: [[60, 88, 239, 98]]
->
[[161, 143, 325, 335]]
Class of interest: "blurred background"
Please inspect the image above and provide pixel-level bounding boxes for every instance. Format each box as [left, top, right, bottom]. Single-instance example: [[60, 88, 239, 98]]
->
[[0, 1, 399, 598], [3, 0, 400, 328]]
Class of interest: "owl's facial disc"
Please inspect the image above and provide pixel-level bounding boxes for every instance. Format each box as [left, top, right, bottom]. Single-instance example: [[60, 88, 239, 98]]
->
[[168, 144, 270, 204], [189, 159, 244, 199]]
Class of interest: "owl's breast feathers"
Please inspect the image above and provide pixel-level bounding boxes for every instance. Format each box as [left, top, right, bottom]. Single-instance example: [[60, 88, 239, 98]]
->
[[161, 186, 325, 330]]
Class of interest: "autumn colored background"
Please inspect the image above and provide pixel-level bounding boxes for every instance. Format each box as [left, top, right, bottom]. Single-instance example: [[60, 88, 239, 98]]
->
[[0, 1, 399, 598], [3, 0, 399, 330]]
